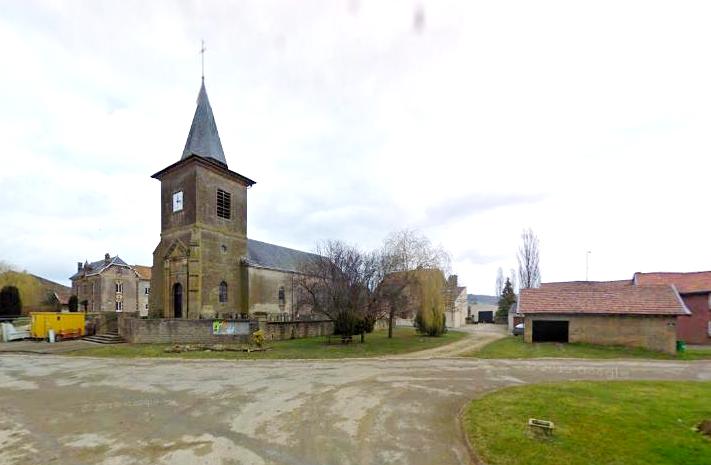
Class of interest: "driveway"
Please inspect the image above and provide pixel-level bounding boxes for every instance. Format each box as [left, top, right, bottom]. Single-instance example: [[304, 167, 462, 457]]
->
[[394, 323, 507, 358], [1, 353, 710, 465]]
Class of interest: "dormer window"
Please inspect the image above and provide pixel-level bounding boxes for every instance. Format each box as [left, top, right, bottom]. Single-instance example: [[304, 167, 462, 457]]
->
[[217, 189, 231, 219], [173, 191, 184, 212]]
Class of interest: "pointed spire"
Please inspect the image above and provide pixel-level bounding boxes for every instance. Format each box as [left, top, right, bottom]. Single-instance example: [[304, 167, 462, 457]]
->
[[181, 80, 227, 166]]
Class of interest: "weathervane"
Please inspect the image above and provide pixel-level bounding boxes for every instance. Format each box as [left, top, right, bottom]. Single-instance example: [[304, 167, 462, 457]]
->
[[200, 39, 206, 80]]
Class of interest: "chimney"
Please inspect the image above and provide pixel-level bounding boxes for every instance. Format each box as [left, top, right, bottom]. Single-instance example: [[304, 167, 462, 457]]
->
[[104, 253, 111, 264], [77, 262, 83, 272], [448, 274, 458, 287]]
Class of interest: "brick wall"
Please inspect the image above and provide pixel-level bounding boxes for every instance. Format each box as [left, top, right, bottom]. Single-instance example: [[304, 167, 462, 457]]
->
[[524, 314, 678, 354], [118, 317, 333, 344], [677, 294, 711, 345]]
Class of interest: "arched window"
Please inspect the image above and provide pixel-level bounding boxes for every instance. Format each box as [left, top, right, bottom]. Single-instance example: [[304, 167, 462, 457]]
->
[[219, 281, 228, 303], [278, 286, 285, 306]]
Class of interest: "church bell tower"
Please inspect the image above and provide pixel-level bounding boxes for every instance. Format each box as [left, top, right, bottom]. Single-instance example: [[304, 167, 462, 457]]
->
[[149, 79, 255, 319]]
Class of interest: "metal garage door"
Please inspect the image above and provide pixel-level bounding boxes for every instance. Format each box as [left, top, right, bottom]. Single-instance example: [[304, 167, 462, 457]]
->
[[532, 320, 569, 342], [478, 311, 494, 323]]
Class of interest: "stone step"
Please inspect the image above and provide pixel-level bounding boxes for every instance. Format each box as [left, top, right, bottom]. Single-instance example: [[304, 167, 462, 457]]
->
[[83, 334, 126, 344]]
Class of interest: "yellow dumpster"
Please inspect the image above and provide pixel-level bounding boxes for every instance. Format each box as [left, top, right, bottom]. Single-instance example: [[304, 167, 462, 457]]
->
[[30, 312, 85, 340]]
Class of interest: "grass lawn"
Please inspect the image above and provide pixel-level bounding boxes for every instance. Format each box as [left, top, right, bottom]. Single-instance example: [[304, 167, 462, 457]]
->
[[468, 336, 711, 360], [69, 327, 466, 359], [462, 381, 711, 465]]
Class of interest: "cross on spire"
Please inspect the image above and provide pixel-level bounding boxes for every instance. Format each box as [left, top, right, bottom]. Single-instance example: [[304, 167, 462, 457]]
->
[[200, 39, 206, 80]]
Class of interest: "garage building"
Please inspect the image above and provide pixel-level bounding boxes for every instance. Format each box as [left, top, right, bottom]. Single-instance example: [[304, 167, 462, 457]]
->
[[518, 281, 690, 354]]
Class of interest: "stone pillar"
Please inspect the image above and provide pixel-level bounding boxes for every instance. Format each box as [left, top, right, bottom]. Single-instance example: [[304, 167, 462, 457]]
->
[[163, 259, 171, 318], [188, 229, 201, 320]]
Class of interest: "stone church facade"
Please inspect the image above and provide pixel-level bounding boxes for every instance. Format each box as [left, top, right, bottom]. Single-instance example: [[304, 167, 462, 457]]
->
[[149, 79, 315, 319]]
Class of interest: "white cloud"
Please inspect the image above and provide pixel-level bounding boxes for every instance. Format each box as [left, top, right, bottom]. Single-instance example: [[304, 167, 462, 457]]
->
[[1, 0, 711, 294]]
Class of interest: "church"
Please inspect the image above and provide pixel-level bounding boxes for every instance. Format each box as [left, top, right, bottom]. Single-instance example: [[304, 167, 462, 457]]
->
[[149, 79, 316, 320]]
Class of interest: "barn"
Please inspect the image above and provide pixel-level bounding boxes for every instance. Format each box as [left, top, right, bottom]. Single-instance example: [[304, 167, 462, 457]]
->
[[518, 281, 690, 354]]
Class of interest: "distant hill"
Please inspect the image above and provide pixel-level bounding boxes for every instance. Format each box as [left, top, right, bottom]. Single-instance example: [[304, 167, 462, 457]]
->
[[0, 271, 72, 313], [468, 294, 498, 306]]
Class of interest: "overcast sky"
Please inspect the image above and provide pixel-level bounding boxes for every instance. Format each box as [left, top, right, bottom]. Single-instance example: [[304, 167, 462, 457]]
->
[[1, 1, 710, 294]]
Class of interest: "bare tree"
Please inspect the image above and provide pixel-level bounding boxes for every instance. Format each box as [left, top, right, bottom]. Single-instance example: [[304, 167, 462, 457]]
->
[[517, 228, 541, 289], [509, 268, 517, 294], [495, 267, 504, 298], [296, 241, 380, 340], [381, 229, 451, 276], [378, 229, 451, 338], [296, 230, 452, 340]]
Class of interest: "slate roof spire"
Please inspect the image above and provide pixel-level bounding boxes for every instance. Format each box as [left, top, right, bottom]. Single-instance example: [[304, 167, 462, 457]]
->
[[181, 79, 227, 167]]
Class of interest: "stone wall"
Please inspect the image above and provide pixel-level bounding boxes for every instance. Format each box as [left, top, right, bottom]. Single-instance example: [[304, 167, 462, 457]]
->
[[247, 267, 298, 315], [118, 317, 258, 344], [85, 311, 126, 335], [137, 279, 150, 317], [523, 314, 677, 354], [118, 317, 334, 344], [259, 319, 334, 342]]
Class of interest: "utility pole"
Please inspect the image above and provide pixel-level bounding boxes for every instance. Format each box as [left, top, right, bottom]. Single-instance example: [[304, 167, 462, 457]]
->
[[585, 251, 591, 281]]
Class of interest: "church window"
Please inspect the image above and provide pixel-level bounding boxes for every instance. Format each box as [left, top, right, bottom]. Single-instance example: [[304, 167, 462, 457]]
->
[[115, 281, 123, 293], [217, 189, 231, 219], [219, 281, 228, 303], [115, 301, 123, 312], [173, 191, 183, 212], [145, 287, 150, 295], [278, 287, 285, 305]]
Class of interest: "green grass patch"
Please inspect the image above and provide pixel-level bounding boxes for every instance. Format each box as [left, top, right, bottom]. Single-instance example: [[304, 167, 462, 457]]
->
[[468, 336, 711, 360], [463, 381, 711, 465], [69, 327, 466, 359]]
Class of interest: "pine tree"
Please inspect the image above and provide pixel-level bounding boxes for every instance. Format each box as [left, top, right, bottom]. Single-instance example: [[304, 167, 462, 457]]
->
[[496, 278, 517, 318]]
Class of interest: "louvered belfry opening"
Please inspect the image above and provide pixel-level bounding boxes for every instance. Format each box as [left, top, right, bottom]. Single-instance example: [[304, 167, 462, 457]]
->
[[216, 189, 231, 219]]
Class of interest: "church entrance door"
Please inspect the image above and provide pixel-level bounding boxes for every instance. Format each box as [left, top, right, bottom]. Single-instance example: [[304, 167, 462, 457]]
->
[[173, 283, 183, 318]]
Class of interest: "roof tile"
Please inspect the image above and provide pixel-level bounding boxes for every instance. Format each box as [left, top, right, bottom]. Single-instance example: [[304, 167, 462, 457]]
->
[[520, 281, 689, 316], [634, 271, 711, 294]]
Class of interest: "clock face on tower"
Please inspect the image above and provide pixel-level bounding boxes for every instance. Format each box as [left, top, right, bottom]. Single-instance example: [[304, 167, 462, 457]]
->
[[172, 191, 183, 212]]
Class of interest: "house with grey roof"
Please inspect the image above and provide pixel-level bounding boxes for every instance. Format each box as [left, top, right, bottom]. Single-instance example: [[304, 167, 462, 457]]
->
[[148, 79, 318, 319], [70, 253, 151, 315]]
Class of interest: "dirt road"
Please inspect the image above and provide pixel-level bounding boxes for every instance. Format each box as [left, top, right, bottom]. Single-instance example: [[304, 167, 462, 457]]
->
[[393, 324, 507, 358], [1, 350, 709, 465]]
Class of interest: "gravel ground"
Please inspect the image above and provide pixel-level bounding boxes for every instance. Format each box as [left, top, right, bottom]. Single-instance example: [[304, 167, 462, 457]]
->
[[1, 346, 710, 465]]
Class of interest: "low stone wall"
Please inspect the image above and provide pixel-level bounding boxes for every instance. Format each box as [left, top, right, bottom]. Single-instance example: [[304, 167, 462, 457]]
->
[[118, 317, 334, 344], [260, 320, 334, 341], [87, 312, 124, 335], [119, 318, 258, 344]]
